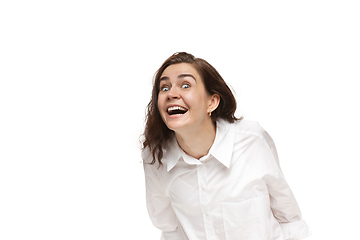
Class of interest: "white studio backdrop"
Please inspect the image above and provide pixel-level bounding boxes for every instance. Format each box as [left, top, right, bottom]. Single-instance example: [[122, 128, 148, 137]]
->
[[1, 0, 359, 239]]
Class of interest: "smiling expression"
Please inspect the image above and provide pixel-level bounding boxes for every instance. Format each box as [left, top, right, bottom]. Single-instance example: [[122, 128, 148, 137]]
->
[[157, 63, 216, 132]]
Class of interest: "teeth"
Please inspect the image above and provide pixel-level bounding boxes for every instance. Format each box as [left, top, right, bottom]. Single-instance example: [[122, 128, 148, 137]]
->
[[167, 106, 187, 112]]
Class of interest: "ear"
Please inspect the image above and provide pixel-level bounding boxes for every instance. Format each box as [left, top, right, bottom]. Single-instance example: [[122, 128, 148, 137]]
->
[[208, 94, 220, 113]]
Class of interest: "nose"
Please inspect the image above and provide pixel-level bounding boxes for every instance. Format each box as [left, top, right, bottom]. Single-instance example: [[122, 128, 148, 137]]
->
[[167, 87, 181, 100]]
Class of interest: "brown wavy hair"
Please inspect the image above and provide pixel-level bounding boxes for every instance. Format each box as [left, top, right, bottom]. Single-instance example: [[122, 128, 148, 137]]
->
[[142, 52, 241, 165]]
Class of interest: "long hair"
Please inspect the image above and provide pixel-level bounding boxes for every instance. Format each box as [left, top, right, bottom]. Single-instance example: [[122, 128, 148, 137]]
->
[[142, 52, 241, 165]]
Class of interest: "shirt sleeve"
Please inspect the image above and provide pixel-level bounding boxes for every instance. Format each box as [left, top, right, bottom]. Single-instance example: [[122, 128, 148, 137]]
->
[[261, 131, 312, 240], [143, 151, 181, 240]]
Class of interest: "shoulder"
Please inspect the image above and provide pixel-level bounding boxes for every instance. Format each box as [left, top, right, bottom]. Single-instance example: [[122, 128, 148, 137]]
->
[[232, 119, 267, 140], [141, 147, 152, 164], [141, 147, 160, 169], [142, 146, 167, 173], [232, 119, 278, 158]]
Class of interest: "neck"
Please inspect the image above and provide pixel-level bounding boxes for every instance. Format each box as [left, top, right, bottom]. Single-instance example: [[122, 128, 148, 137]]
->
[[175, 120, 216, 160]]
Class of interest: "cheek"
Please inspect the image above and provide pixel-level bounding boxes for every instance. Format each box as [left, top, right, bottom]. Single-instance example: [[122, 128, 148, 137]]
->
[[186, 92, 207, 109], [157, 94, 165, 111]]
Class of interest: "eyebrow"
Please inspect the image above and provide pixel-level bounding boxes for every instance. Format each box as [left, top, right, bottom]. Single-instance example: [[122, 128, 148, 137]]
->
[[159, 74, 197, 82]]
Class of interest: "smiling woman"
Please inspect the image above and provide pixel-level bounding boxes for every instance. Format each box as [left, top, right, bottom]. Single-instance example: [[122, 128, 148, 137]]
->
[[141, 52, 311, 240], [143, 52, 240, 165], [156, 63, 221, 159]]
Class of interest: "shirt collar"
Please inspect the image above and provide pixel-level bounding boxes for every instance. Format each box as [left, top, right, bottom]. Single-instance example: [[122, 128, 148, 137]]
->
[[165, 119, 235, 172]]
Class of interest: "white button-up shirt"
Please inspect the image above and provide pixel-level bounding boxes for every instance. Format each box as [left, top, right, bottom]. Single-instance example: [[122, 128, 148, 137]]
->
[[143, 119, 311, 240]]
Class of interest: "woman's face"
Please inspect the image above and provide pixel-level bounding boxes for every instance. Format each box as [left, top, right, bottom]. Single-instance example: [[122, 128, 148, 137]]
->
[[157, 63, 216, 133]]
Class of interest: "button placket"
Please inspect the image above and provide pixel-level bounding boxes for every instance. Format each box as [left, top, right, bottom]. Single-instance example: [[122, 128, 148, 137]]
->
[[197, 163, 217, 239]]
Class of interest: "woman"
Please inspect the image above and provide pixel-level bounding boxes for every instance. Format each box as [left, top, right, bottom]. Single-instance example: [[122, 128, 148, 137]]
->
[[142, 52, 311, 240]]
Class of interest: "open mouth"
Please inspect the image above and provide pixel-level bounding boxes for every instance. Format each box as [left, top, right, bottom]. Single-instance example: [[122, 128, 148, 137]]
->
[[167, 106, 188, 116]]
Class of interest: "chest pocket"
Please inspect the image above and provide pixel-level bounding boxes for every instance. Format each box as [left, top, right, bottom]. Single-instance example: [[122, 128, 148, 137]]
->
[[221, 195, 271, 240]]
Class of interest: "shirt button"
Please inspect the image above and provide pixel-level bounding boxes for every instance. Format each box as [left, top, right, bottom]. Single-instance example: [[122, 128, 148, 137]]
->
[[200, 185, 206, 190]]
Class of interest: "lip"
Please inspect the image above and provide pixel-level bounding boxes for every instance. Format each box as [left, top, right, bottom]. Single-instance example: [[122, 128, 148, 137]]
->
[[167, 111, 189, 118], [165, 104, 189, 118], [166, 104, 188, 110]]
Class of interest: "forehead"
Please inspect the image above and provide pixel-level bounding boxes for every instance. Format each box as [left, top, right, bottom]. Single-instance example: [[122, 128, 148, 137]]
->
[[161, 63, 200, 78]]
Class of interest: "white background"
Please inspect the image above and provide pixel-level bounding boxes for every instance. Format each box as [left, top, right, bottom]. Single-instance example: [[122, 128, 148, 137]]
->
[[1, 0, 359, 239]]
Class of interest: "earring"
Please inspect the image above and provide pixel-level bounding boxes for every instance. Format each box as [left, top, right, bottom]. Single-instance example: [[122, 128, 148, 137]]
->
[[208, 111, 212, 117]]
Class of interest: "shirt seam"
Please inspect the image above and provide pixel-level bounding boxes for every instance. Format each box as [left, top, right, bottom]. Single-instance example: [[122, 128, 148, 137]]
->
[[235, 129, 265, 140]]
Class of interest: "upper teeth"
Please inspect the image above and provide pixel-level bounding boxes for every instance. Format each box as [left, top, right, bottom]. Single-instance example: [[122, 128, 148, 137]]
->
[[168, 106, 187, 112]]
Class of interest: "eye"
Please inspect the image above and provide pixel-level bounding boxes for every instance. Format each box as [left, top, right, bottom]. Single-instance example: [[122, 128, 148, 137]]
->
[[160, 85, 170, 92], [181, 83, 190, 89]]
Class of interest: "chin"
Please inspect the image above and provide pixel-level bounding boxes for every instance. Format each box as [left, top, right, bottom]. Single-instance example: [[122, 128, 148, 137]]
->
[[165, 122, 187, 132], [162, 111, 191, 130], [164, 119, 192, 133]]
